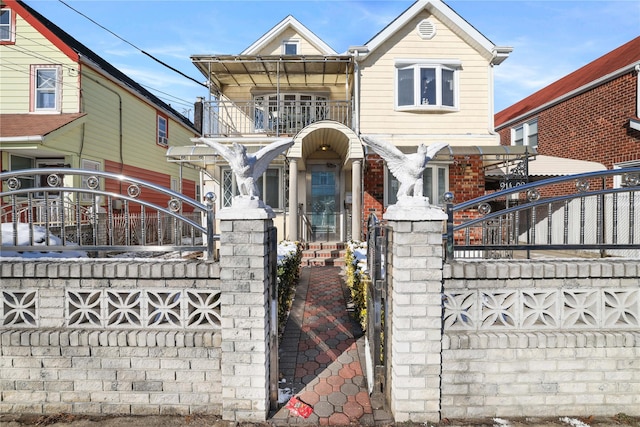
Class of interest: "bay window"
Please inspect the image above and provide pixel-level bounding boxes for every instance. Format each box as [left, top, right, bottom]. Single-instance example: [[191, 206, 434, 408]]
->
[[396, 60, 459, 110]]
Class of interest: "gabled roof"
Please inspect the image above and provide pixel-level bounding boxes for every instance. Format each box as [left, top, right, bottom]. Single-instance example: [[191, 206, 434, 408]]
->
[[495, 36, 640, 128], [8, 0, 197, 133], [363, 0, 511, 64], [242, 15, 337, 56]]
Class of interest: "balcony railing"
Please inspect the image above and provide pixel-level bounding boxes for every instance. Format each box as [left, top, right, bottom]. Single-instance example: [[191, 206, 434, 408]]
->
[[203, 99, 352, 136]]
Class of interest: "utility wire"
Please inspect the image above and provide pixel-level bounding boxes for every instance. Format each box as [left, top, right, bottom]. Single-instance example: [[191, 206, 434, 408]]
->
[[58, 0, 208, 89]]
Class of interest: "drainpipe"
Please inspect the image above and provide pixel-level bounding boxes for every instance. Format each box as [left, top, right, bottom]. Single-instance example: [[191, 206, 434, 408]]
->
[[636, 64, 640, 118], [348, 46, 369, 135]]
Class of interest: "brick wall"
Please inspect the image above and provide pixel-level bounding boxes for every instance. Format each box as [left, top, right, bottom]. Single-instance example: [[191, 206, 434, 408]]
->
[[497, 72, 640, 169], [441, 259, 640, 418], [0, 259, 223, 416]]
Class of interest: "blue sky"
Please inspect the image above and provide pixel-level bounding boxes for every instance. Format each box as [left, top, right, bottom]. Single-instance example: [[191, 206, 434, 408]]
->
[[26, 0, 640, 119]]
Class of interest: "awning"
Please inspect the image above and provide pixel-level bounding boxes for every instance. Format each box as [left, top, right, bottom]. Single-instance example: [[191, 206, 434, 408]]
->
[[485, 154, 606, 177], [0, 113, 87, 157], [391, 144, 536, 166], [166, 137, 292, 166], [190, 54, 354, 91]]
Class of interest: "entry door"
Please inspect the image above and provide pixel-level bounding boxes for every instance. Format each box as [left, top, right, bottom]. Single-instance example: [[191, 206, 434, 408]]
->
[[308, 166, 339, 241]]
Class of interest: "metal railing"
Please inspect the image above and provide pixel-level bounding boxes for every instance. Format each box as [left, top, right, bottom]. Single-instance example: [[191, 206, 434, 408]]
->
[[203, 98, 352, 136], [444, 168, 640, 260], [1, 168, 218, 259], [365, 213, 389, 398]]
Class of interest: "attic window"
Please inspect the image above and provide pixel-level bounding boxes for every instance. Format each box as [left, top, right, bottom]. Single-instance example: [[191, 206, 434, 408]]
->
[[417, 19, 436, 40], [283, 40, 299, 55]]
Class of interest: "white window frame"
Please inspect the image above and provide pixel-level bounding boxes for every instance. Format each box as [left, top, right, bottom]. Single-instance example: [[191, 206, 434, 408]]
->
[[0, 7, 15, 43], [31, 65, 62, 112], [222, 167, 285, 210], [157, 114, 168, 147], [511, 119, 538, 148], [80, 159, 102, 202], [385, 164, 449, 206], [395, 59, 460, 111], [282, 39, 299, 55]]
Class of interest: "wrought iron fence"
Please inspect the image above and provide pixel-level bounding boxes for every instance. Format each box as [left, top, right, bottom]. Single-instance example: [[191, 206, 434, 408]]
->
[[1, 168, 218, 259], [444, 168, 640, 260], [203, 98, 352, 136]]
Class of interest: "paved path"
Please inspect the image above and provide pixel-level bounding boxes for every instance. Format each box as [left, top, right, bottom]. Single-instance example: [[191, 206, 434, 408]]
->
[[272, 266, 393, 426]]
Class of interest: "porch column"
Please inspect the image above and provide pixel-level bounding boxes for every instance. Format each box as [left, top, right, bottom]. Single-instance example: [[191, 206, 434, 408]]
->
[[288, 158, 298, 241], [351, 160, 362, 241]]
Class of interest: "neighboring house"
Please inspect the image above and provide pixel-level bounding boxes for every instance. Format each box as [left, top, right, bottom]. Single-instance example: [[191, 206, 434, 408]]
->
[[174, 0, 517, 242], [495, 36, 640, 187], [0, 0, 201, 215]]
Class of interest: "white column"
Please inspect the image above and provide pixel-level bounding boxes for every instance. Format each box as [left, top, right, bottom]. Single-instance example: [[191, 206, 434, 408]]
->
[[288, 159, 298, 241], [351, 160, 362, 241]]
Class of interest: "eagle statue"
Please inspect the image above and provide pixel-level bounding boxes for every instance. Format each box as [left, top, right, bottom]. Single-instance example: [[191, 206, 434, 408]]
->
[[197, 138, 294, 200], [362, 136, 448, 201]]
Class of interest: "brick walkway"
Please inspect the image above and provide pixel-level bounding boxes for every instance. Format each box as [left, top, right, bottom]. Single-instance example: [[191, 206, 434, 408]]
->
[[272, 266, 393, 426]]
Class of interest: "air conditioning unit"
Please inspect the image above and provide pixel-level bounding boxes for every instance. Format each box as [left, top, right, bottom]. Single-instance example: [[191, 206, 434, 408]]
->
[[158, 136, 168, 146]]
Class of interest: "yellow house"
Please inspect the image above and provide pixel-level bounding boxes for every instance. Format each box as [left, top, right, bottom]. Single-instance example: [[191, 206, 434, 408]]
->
[[0, 0, 201, 210], [174, 0, 518, 244]]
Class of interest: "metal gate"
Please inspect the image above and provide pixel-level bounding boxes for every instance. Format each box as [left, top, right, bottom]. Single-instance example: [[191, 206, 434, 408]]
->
[[267, 226, 279, 411], [364, 214, 390, 403]]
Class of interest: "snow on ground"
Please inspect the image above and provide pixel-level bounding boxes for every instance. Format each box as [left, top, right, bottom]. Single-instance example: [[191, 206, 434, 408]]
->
[[1, 223, 88, 258]]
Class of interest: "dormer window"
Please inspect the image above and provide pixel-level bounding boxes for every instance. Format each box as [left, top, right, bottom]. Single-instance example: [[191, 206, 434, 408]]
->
[[283, 40, 299, 55]]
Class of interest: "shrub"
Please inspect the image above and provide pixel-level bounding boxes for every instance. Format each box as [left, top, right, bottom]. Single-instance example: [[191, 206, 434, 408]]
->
[[344, 240, 368, 330], [277, 241, 302, 337]]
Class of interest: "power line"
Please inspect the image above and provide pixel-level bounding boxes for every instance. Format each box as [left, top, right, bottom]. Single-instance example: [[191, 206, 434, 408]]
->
[[57, 0, 208, 89]]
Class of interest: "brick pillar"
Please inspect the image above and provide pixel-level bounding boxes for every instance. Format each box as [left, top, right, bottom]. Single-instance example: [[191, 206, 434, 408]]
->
[[384, 203, 446, 423], [218, 208, 273, 422]]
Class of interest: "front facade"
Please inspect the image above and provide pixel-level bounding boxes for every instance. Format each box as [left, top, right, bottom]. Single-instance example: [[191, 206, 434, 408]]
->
[[179, 0, 515, 242], [0, 0, 201, 213], [495, 36, 640, 183]]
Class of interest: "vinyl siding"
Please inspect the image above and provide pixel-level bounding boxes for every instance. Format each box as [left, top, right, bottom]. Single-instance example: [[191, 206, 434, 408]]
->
[[0, 11, 80, 113], [78, 66, 198, 184], [359, 10, 494, 143], [257, 27, 325, 56]]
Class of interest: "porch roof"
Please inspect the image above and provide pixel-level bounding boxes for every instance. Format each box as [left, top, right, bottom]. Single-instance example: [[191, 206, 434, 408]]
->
[[485, 154, 606, 177], [190, 54, 354, 91]]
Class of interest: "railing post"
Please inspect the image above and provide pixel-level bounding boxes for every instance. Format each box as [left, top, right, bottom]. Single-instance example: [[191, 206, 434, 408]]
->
[[204, 192, 216, 260], [444, 192, 454, 261]]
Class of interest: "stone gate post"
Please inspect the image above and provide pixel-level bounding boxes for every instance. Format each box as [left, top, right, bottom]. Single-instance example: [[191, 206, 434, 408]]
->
[[218, 207, 273, 422], [384, 203, 447, 423]]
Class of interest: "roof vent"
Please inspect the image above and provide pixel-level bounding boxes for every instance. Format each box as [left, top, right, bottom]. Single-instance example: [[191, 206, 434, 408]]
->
[[417, 19, 436, 40]]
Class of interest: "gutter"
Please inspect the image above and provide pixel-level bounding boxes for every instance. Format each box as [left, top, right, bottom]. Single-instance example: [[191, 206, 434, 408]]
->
[[496, 61, 640, 130], [0, 136, 44, 143]]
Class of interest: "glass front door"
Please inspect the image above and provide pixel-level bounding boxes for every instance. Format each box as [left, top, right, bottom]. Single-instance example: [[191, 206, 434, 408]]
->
[[308, 166, 339, 241]]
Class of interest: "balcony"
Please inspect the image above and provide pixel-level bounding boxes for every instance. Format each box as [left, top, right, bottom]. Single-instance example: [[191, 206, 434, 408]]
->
[[202, 98, 352, 137]]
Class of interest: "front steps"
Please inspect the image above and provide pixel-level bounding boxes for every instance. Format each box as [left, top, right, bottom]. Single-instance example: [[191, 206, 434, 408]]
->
[[301, 242, 347, 267]]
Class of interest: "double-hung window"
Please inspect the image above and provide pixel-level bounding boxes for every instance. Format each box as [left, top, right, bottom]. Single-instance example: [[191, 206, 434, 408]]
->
[[386, 164, 449, 206], [31, 65, 61, 112], [157, 114, 168, 147], [512, 119, 538, 148], [0, 7, 15, 43], [396, 60, 459, 110], [222, 167, 285, 210]]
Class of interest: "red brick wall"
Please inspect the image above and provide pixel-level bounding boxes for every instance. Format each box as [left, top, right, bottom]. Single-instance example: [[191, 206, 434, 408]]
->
[[497, 72, 640, 169]]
